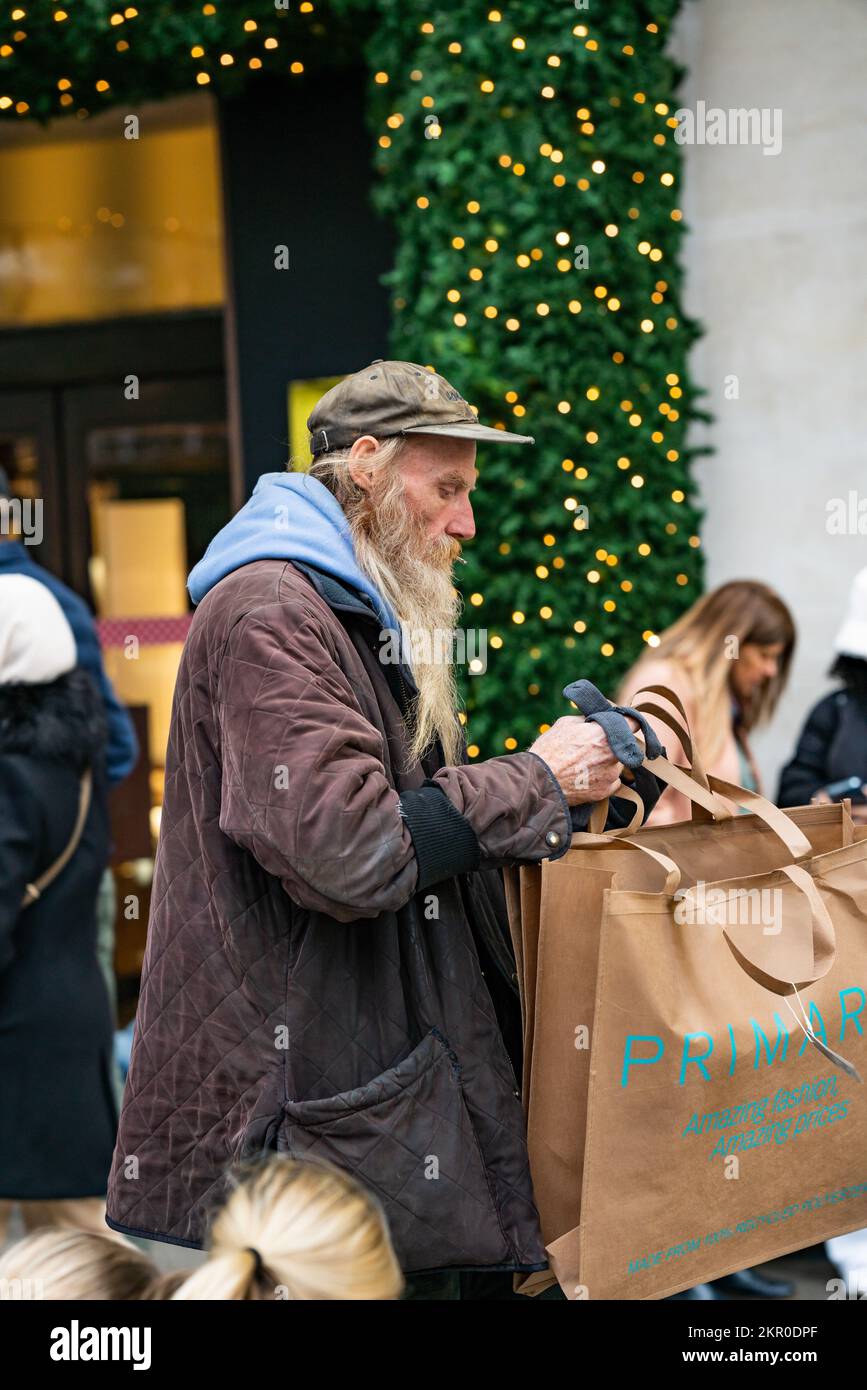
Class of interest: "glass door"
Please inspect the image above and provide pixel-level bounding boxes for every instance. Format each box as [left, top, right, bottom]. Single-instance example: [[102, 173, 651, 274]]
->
[[0, 389, 63, 570], [61, 373, 232, 1015]]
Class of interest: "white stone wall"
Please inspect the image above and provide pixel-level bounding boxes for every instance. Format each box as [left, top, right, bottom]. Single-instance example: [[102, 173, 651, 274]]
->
[[670, 0, 867, 794]]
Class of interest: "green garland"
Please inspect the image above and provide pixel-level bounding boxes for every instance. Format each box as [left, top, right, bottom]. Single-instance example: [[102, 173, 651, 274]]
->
[[0, 1, 365, 117], [1, 0, 705, 757], [365, 1, 704, 756]]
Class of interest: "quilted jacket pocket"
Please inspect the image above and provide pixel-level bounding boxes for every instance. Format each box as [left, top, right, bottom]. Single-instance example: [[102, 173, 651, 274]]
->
[[276, 1027, 515, 1273]]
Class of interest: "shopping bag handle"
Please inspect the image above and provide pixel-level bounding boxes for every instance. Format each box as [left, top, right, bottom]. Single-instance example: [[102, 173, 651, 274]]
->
[[588, 783, 645, 835], [629, 695, 718, 827], [629, 684, 710, 788], [621, 684, 812, 859], [570, 837, 834, 987], [629, 684, 719, 824], [564, 679, 663, 838], [588, 717, 736, 827], [630, 686, 810, 857], [645, 755, 813, 861], [575, 678, 733, 828], [678, 863, 836, 995], [569, 831, 682, 894], [584, 736, 807, 863], [587, 734, 734, 836]]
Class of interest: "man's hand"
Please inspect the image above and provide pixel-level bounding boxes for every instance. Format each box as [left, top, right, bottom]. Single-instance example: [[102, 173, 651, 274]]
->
[[529, 715, 640, 807]]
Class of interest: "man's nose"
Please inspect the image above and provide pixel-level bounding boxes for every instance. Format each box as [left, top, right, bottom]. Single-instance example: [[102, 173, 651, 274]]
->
[[448, 498, 476, 541]]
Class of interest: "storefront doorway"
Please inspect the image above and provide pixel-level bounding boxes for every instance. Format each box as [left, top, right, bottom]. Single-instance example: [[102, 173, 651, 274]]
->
[[0, 319, 233, 1015]]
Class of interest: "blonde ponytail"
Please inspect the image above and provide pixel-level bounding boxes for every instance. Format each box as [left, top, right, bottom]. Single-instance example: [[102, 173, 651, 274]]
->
[[172, 1155, 403, 1301]]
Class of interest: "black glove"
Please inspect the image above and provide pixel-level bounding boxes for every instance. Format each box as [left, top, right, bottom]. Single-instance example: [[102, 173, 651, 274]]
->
[[562, 679, 666, 832], [562, 678, 666, 764]]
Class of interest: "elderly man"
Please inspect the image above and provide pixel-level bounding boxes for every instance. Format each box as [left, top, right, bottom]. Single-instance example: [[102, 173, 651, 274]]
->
[[106, 361, 657, 1298]]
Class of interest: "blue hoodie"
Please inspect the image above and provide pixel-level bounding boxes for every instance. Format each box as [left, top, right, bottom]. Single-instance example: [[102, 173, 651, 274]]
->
[[187, 472, 401, 635]]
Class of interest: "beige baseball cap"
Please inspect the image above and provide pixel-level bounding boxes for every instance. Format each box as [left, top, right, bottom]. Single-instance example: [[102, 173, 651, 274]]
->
[[307, 359, 534, 456]]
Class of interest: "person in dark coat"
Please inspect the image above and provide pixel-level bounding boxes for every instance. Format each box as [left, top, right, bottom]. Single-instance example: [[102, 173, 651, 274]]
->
[[778, 565, 867, 825], [0, 574, 116, 1246], [777, 564, 867, 1291], [106, 362, 661, 1299]]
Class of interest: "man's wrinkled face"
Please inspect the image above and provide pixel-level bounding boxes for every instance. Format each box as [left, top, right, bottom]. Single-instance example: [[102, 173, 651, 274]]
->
[[394, 435, 478, 545], [347, 433, 477, 567]]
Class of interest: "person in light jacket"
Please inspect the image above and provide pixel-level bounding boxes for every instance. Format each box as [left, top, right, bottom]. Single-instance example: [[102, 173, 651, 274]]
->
[[617, 579, 796, 825]]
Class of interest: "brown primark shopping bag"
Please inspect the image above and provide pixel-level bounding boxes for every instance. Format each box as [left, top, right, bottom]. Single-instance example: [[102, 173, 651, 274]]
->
[[505, 685, 867, 1299]]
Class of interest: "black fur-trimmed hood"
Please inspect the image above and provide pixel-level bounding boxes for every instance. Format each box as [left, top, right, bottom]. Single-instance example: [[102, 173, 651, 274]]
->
[[0, 668, 107, 771]]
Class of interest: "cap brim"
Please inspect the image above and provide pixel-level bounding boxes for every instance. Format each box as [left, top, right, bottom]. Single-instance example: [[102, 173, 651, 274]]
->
[[403, 422, 535, 446]]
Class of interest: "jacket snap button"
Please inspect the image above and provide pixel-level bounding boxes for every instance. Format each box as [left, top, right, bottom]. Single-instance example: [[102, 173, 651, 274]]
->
[[545, 830, 561, 848]]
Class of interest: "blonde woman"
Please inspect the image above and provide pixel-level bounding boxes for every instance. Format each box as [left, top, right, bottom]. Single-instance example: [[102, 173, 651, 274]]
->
[[617, 580, 795, 826], [0, 1156, 402, 1301]]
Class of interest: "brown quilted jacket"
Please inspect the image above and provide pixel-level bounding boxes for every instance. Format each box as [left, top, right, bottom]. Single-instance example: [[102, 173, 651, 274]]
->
[[105, 558, 574, 1274]]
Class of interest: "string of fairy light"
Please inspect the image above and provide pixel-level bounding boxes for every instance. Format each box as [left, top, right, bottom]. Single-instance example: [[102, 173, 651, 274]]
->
[[371, 9, 701, 756], [0, 1, 700, 757], [0, 3, 318, 116]]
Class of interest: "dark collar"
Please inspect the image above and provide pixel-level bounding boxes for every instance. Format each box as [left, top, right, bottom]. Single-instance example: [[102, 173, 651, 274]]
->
[[291, 560, 381, 623], [291, 560, 419, 696]]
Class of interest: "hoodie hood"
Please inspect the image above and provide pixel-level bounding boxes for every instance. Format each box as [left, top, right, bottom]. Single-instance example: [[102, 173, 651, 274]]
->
[[187, 471, 400, 632]]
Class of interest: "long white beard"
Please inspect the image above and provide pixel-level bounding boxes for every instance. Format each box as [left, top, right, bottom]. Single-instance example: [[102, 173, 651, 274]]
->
[[347, 477, 465, 769]]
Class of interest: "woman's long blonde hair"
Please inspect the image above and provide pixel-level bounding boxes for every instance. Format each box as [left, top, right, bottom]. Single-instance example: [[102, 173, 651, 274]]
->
[[0, 1159, 402, 1301], [619, 580, 795, 766], [170, 1155, 403, 1301], [0, 1228, 156, 1300]]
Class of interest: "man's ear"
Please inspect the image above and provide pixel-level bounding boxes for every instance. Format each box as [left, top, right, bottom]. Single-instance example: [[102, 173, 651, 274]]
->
[[347, 435, 381, 492]]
